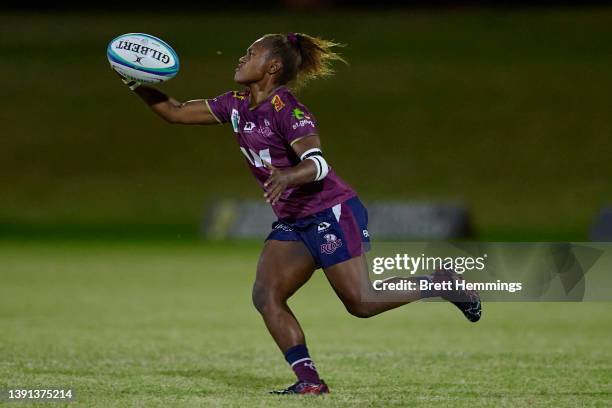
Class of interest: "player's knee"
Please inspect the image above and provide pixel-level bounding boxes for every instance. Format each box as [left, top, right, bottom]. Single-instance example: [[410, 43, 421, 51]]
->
[[338, 288, 375, 318], [252, 284, 278, 314], [251, 285, 267, 313], [344, 301, 375, 318]]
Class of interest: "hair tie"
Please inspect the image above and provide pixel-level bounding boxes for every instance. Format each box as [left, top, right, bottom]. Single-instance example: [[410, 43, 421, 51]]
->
[[287, 32, 298, 47]]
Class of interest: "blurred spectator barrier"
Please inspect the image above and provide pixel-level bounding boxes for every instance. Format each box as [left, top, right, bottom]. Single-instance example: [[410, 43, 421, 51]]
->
[[202, 200, 471, 240], [590, 207, 612, 241]]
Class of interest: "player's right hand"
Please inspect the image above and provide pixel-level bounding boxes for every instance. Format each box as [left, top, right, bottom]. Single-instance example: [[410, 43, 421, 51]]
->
[[263, 161, 292, 205]]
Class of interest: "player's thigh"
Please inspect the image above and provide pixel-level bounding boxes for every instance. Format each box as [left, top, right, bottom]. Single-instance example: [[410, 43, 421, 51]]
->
[[323, 254, 370, 306], [253, 239, 317, 303]]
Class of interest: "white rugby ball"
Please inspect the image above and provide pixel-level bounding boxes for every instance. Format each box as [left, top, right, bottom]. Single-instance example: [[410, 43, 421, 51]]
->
[[107, 33, 179, 84]]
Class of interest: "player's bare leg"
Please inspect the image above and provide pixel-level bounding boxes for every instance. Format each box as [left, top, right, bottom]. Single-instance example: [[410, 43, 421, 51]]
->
[[252, 240, 329, 394], [253, 240, 315, 350], [323, 254, 423, 317], [323, 254, 481, 321]]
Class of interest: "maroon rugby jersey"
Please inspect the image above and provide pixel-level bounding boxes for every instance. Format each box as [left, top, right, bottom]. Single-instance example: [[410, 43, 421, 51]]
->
[[206, 86, 356, 219]]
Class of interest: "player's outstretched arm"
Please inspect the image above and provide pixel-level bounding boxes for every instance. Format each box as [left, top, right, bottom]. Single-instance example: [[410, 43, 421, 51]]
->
[[115, 72, 218, 125], [133, 85, 218, 125]]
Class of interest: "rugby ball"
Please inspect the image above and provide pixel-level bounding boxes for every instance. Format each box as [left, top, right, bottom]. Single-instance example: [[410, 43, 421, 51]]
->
[[107, 33, 179, 83]]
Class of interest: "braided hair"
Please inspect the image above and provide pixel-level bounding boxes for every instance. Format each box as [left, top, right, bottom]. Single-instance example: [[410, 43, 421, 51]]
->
[[261, 32, 347, 90]]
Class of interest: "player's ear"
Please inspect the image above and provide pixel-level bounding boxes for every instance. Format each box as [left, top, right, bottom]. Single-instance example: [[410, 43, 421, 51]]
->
[[267, 58, 282, 75]]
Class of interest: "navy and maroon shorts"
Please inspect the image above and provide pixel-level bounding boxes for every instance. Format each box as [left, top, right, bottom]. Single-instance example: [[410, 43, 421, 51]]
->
[[266, 196, 371, 269]]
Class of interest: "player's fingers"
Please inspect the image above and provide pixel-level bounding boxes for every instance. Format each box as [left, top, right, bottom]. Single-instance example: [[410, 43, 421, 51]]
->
[[269, 184, 285, 204], [272, 191, 283, 205], [263, 187, 273, 200], [265, 184, 279, 203], [263, 174, 277, 189], [262, 160, 275, 170], [266, 188, 279, 203], [268, 191, 279, 204], [263, 180, 278, 198]]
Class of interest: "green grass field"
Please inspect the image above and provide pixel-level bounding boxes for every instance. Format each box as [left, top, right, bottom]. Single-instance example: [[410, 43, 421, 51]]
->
[[1, 240, 610, 407]]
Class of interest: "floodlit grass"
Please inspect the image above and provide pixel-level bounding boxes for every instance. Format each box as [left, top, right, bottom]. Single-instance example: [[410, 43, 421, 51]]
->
[[1, 240, 610, 406]]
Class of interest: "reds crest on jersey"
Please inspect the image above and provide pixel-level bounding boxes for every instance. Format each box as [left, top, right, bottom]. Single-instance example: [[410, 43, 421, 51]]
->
[[271, 94, 285, 112]]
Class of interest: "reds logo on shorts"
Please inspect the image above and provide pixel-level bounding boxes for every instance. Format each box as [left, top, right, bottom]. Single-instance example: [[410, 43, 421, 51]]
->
[[320, 233, 342, 254]]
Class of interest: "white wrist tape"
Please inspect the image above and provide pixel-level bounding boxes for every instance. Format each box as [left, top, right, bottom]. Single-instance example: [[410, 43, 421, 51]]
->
[[300, 148, 329, 181]]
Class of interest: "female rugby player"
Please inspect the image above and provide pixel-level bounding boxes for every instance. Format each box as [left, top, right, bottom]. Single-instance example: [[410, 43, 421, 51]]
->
[[116, 33, 481, 395]]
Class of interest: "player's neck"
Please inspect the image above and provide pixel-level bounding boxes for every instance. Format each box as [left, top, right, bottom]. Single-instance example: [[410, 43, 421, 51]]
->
[[248, 80, 283, 109]]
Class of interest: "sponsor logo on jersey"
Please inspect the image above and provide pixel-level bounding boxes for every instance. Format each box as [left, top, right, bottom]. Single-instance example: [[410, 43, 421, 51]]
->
[[243, 121, 256, 132], [231, 109, 240, 133], [292, 119, 315, 130], [292, 108, 310, 120], [232, 90, 247, 100], [321, 233, 343, 254], [271, 94, 285, 112], [292, 108, 304, 120], [317, 222, 331, 233], [264, 119, 271, 127]]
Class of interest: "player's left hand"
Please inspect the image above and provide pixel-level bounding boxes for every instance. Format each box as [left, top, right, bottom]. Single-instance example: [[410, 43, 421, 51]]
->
[[112, 69, 141, 90], [263, 161, 292, 205]]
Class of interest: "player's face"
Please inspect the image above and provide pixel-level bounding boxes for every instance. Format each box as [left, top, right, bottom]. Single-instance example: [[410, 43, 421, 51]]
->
[[234, 39, 271, 84]]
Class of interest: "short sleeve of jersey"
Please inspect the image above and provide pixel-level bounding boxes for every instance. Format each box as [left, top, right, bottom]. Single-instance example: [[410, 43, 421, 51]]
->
[[277, 97, 319, 145], [205, 91, 236, 124]]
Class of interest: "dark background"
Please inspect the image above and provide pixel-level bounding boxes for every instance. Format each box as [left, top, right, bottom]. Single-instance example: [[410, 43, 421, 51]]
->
[[3, 1, 612, 9], [1, 4, 611, 240]]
